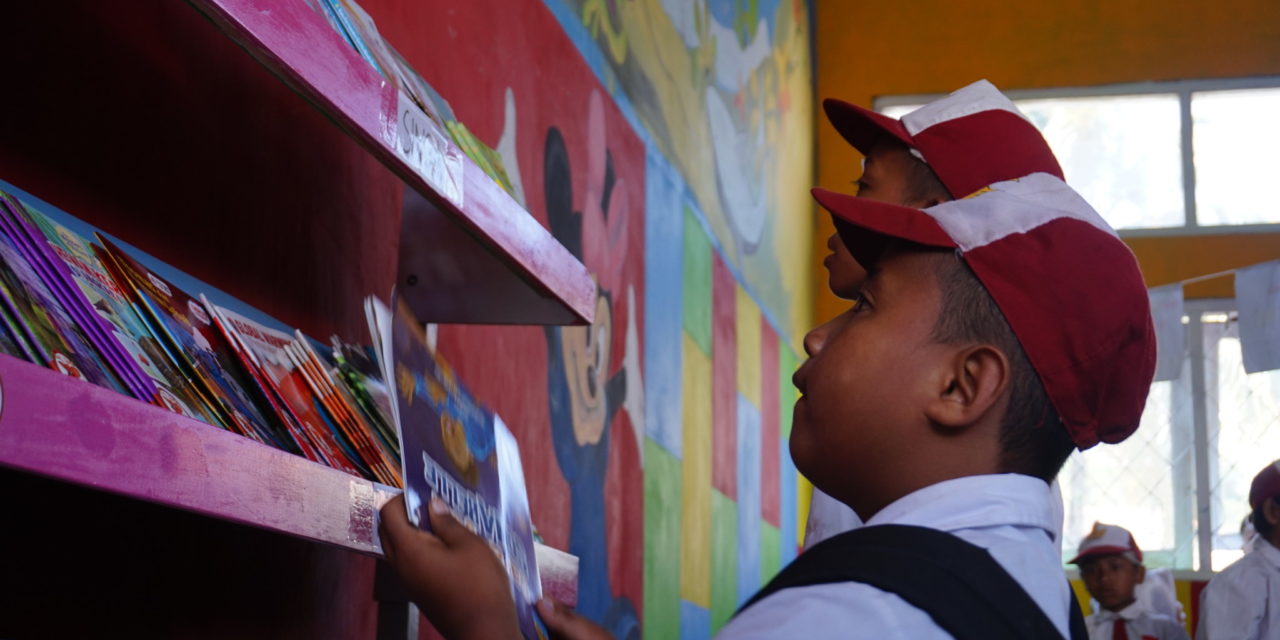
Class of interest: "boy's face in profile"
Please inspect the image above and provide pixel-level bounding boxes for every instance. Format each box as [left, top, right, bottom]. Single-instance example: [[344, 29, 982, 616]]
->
[[1079, 554, 1145, 612], [823, 142, 934, 298], [791, 246, 952, 510]]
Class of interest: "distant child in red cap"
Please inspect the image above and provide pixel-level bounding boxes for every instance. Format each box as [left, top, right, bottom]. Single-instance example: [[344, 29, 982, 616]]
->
[[806, 78, 1068, 549], [1070, 522, 1188, 640], [1196, 460, 1280, 639]]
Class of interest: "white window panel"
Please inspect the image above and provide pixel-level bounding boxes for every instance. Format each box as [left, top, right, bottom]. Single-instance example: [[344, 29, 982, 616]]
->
[[1017, 95, 1185, 230], [1192, 88, 1280, 226]]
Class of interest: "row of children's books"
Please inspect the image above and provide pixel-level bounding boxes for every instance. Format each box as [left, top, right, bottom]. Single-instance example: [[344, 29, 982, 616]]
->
[[305, 0, 521, 200], [0, 187, 402, 486], [2, 185, 548, 637]]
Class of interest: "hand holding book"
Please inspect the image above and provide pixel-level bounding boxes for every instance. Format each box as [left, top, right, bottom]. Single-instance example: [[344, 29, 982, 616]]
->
[[379, 492, 611, 640], [379, 493, 524, 640]]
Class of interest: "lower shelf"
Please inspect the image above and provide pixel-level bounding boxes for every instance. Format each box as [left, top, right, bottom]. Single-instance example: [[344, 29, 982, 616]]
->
[[0, 352, 398, 555], [0, 353, 579, 603]]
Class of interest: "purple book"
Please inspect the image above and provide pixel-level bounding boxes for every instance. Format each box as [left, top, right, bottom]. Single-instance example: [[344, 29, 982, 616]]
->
[[368, 297, 545, 639], [0, 194, 151, 400], [0, 228, 125, 392]]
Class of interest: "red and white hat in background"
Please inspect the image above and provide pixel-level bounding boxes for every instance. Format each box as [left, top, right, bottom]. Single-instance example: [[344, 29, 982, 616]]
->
[[824, 79, 1064, 199], [1249, 459, 1280, 511], [1070, 522, 1144, 565], [812, 172, 1156, 449]]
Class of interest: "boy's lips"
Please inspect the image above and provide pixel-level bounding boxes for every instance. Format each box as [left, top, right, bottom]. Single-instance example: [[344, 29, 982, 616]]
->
[[792, 362, 809, 395]]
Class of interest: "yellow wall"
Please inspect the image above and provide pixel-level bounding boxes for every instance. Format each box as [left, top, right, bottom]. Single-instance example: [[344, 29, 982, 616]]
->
[[813, 0, 1280, 322]]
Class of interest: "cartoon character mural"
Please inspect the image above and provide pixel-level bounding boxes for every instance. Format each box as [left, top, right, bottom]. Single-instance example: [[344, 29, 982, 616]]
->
[[543, 109, 641, 638], [376, 1, 648, 632], [562, 0, 813, 343], [364, 0, 808, 636]]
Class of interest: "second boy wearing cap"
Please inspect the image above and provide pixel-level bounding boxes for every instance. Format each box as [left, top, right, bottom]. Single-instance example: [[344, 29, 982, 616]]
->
[[1071, 522, 1189, 640], [806, 78, 1066, 550], [1196, 459, 1280, 640]]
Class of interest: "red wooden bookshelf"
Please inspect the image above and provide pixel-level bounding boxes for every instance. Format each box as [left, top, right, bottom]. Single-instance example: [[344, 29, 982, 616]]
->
[[0, 354, 398, 553], [0, 0, 587, 636]]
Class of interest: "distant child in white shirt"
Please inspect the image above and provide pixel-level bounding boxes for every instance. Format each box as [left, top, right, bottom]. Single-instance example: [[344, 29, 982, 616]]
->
[[1197, 460, 1280, 640], [1072, 522, 1188, 640]]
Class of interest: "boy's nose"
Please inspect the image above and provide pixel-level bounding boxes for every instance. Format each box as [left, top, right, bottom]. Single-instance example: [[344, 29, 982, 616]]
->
[[804, 316, 839, 356]]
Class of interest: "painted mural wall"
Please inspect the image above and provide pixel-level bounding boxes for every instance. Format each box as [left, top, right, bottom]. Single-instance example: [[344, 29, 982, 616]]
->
[[363, 1, 814, 638]]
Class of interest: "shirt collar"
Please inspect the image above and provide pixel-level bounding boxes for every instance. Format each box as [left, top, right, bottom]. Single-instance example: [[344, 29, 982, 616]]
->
[[1257, 537, 1280, 570], [1093, 601, 1143, 623], [864, 474, 1061, 543]]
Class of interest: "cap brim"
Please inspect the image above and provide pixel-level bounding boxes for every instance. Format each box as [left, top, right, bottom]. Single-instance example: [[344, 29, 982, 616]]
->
[[824, 98, 915, 155], [812, 188, 957, 269], [1068, 546, 1141, 565]]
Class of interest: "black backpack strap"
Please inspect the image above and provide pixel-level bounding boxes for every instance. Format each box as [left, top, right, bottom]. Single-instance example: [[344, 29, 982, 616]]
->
[[735, 524, 1087, 640], [1068, 585, 1087, 640]]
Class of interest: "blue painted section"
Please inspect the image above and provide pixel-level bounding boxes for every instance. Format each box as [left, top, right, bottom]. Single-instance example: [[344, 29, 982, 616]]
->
[[708, 0, 785, 34], [735, 393, 762, 606], [679, 599, 712, 640], [0, 179, 291, 334], [643, 146, 685, 459], [779, 438, 799, 566]]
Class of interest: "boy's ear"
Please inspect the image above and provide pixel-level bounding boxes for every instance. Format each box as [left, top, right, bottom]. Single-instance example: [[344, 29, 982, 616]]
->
[[1135, 564, 1147, 584], [924, 344, 1010, 430]]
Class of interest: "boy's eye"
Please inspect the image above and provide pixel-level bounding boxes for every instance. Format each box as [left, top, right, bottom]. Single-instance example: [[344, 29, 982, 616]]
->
[[850, 291, 870, 313]]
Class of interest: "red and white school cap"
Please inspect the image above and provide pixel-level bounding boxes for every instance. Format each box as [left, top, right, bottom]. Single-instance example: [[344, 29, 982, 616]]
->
[[1070, 522, 1143, 565], [824, 80, 1064, 199], [1249, 460, 1280, 510], [814, 172, 1156, 449]]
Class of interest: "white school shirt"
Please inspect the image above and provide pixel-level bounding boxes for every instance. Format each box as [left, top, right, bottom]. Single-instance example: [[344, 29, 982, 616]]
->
[[802, 487, 863, 551], [1195, 538, 1280, 640], [803, 479, 1066, 559], [1085, 601, 1189, 640], [718, 474, 1072, 639]]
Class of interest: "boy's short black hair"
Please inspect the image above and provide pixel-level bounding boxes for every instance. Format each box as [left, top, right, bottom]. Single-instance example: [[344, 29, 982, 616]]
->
[[1253, 495, 1280, 539], [901, 149, 954, 205], [875, 135, 954, 205], [931, 254, 1075, 482]]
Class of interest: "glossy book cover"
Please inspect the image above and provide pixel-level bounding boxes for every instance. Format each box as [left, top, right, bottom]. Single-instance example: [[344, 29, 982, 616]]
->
[[369, 296, 544, 639]]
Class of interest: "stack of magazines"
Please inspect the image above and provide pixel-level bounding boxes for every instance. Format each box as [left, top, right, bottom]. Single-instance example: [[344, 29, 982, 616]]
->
[[0, 187, 401, 486], [306, 0, 520, 199]]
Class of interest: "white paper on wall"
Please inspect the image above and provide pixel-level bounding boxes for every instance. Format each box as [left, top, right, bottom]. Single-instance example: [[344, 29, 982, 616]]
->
[[1148, 284, 1186, 382], [1236, 260, 1280, 374]]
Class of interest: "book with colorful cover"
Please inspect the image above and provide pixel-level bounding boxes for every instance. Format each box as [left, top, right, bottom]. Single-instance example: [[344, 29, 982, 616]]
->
[[201, 295, 325, 463], [0, 196, 147, 398], [367, 296, 544, 639], [0, 232, 125, 391], [208, 302, 368, 478], [94, 236, 280, 443], [10, 198, 216, 421], [286, 335, 401, 485], [328, 337, 400, 461]]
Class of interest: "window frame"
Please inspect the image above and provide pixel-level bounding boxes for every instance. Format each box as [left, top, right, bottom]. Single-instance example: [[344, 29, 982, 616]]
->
[[873, 76, 1280, 237]]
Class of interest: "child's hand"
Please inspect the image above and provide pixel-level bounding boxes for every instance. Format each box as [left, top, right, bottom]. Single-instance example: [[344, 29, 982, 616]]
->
[[378, 493, 522, 640], [535, 599, 615, 640]]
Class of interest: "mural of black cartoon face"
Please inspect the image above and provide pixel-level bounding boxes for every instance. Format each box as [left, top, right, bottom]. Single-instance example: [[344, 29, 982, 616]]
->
[[542, 125, 638, 639]]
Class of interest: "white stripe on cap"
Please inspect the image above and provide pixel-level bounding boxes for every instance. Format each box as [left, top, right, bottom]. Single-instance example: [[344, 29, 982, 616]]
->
[[901, 79, 1033, 137], [923, 172, 1118, 252]]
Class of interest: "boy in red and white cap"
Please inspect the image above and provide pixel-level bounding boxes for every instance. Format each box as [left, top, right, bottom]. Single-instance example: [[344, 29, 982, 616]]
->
[[1071, 522, 1188, 640], [807, 78, 1066, 549], [378, 164, 1155, 639], [1196, 460, 1280, 640]]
